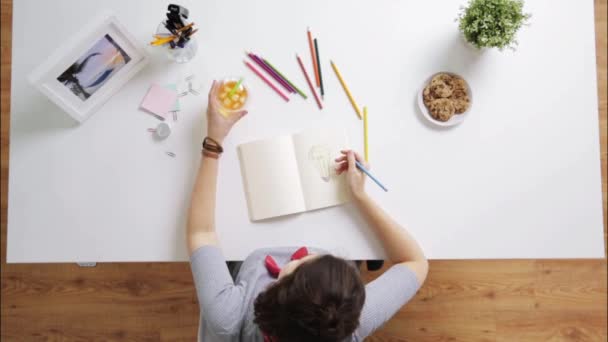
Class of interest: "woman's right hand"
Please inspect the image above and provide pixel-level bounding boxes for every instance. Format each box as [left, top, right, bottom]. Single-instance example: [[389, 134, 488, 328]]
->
[[335, 150, 368, 199]]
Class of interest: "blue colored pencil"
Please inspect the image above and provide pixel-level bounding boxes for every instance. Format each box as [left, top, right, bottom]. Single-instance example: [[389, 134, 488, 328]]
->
[[355, 161, 388, 192]]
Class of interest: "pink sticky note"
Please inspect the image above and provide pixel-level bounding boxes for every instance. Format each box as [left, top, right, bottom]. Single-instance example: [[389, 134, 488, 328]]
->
[[140, 84, 178, 119]]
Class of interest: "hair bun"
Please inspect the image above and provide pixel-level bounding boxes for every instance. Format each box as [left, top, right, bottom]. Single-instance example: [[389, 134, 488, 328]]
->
[[321, 304, 342, 330], [254, 254, 366, 341], [325, 305, 338, 322]]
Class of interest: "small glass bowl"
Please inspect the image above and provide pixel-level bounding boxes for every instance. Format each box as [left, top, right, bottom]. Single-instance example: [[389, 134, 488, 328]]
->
[[155, 22, 198, 64]]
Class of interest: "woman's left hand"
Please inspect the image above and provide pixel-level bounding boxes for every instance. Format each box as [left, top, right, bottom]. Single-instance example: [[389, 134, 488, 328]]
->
[[206, 80, 248, 143]]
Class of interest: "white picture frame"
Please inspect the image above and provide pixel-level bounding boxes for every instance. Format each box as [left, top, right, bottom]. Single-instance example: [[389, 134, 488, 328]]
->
[[28, 13, 149, 123]]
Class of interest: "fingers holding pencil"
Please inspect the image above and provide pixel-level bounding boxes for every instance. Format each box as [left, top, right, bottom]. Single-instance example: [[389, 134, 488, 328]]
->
[[336, 149, 388, 192], [335, 150, 369, 174], [335, 149, 371, 196]]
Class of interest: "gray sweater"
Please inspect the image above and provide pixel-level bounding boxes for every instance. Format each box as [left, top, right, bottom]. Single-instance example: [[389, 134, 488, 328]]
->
[[190, 246, 420, 341]]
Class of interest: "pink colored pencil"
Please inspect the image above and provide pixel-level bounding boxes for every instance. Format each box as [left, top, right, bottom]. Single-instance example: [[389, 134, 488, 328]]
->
[[247, 52, 295, 93], [296, 54, 322, 110], [244, 61, 290, 102]]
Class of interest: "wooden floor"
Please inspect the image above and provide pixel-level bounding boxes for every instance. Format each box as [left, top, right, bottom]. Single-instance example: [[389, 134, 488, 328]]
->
[[1, 0, 606, 341]]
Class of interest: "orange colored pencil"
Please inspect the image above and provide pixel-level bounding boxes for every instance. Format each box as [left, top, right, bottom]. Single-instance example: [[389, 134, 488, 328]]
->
[[307, 27, 320, 87]]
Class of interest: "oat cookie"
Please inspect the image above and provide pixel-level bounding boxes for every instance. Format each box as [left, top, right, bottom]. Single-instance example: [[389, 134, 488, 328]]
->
[[450, 88, 468, 100], [449, 86, 470, 114], [423, 85, 434, 106], [430, 73, 454, 87], [428, 98, 455, 122], [452, 97, 470, 114], [451, 76, 467, 92], [430, 81, 453, 98]]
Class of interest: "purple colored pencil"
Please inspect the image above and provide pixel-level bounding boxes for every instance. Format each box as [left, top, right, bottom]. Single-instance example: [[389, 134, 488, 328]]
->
[[247, 52, 295, 93], [250, 53, 294, 93]]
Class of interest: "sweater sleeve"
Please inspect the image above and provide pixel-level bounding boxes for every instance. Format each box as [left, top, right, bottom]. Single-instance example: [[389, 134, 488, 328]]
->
[[190, 245, 246, 336]]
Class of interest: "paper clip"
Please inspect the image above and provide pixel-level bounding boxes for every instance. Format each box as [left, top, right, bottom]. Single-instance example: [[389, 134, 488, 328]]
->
[[179, 91, 189, 97], [147, 128, 156, 132], [166, 151, 176, 157], [171, 111, 178, 121], [188, 78, 202, 95]]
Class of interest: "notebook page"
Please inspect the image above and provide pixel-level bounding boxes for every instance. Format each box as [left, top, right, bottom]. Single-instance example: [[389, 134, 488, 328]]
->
[[292, 128, 350, 211], [237, 135, 306, 221]]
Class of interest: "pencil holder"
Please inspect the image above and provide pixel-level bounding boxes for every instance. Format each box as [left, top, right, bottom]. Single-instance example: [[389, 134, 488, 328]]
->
[[155, 22, 198, 64]]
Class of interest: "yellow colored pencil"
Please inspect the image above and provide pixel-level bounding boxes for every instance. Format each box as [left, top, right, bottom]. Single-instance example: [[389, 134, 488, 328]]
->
[[363, 106, 369, 161], [330, 60, 362, 119], [150, 36, 176, 46]]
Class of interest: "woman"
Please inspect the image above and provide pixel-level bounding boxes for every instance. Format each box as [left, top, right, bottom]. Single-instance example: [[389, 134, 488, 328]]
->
[[188, 82, 428, 341]]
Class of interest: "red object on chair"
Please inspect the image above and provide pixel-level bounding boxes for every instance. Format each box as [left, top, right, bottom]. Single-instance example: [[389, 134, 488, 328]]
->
[[264, 255, 281, 278], [264, 247, 310, 278], [290, 247, 309, 261]]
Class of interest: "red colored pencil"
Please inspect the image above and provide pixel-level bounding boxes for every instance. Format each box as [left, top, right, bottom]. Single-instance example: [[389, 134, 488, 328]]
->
[[307, 27, 320, 87], [296, 54, 322, 109], [244, 61, 290, 102]]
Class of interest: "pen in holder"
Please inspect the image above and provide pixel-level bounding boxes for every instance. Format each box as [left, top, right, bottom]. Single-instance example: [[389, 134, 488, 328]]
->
[[154, 22, 198, 63], [151, 4, 198, 64]]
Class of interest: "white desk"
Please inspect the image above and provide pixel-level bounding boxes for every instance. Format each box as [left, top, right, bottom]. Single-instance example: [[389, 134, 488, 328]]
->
[[7, 0, 605, 262]]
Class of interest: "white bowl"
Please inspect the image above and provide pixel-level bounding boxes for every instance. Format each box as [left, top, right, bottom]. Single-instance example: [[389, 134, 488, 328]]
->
[[417, 72, 472, 127]]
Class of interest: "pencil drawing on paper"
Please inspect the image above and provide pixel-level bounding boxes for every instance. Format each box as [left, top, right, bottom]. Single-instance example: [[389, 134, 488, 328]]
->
[[308, 144, 333, 182]]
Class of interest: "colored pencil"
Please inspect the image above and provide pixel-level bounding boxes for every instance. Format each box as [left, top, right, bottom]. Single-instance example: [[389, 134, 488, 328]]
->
[[150, 36, 176, 46], [296, 54, 322, 109], [257, 54, 296, 93], [247, 52, 295, 93], [244, 61, 290, 102], [176, 23, 195, 33], [330, 60, 362, 119], [187, 29, 199, 38], [363, 106, 369, 161], [256, 58, 295, 94], [263, 58, 308, 99], [356, 160, 388, 192], [314, 38, 324, 97], [307, 28, 320, 87]]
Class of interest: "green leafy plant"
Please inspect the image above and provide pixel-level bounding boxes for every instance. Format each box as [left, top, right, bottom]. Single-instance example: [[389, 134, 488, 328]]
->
[[458, 0, 531, 50]]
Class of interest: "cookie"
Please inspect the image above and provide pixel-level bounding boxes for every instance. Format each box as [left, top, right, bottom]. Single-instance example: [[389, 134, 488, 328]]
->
[[430, 73, 454, 87], [430, 81, 453, 98], [428, 98, 455, 122], [452, 77, 467, 92], [423, 85, 434, 106], [452, 97, 470, 114], [449, 86, 470, 114], [451, 88, 468, 100]]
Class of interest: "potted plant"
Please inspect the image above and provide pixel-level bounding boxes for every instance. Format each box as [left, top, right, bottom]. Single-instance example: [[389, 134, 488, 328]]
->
[[458, 0, 531, 51]]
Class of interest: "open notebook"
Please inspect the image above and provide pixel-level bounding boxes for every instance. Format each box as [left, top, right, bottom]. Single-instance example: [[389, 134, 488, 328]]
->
[[238, 128, 351, 221]]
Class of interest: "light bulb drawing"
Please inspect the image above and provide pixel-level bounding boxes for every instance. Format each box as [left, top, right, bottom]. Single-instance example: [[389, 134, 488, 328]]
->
[[308, 144, 333, 182]]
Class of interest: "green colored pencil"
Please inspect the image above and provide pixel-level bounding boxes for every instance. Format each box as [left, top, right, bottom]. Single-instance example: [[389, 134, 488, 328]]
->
[[314, 38, 324, 97], [262, 58, 307, 99]]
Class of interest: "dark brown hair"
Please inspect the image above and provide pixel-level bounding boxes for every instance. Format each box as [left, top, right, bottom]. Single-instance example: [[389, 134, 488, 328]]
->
[[254, 255, 365, 342]]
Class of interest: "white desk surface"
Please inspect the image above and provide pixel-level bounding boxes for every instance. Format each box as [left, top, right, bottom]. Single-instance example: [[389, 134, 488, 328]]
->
[[7, 0, 605, 262]]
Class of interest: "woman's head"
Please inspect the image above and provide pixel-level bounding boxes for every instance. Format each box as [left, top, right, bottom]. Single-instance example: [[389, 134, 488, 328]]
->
[[254, 255, 365, 342]]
